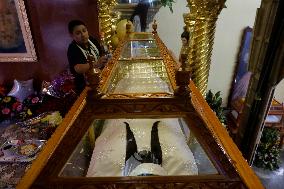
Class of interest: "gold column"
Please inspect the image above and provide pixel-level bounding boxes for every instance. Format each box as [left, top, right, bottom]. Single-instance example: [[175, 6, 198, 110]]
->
[[97, 0, 117, 47], [184, 0, 226, 96]]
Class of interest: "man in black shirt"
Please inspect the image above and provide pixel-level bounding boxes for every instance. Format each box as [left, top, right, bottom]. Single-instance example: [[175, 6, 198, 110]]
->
[[67, 20, 108, 94]]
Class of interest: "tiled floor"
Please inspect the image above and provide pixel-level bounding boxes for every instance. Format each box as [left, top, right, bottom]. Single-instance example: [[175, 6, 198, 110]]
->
[[254, 149, 284, 189]]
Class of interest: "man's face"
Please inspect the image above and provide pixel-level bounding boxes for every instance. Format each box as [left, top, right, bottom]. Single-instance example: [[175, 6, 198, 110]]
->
[[71, 25, 89, 45], [181, 37, 188, 46]]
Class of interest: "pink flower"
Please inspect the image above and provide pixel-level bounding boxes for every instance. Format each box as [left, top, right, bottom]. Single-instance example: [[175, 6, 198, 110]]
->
[[31, 97, 39, 104], [16, 104, 23, 111], [12, 102, 22, 111], [2, 108, 10, 115]]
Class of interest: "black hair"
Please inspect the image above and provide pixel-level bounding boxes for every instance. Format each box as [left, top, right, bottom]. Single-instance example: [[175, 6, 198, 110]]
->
[[68, 20, 86, 34], [181, 26, 190, 41], [130, 2, 150, 32]]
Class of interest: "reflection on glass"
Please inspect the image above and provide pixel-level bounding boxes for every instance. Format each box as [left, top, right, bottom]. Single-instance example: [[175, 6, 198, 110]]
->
[[115, 1, 161, 32], [59, 118, 218, 177], [131, 33, 154, 40], [106, 60, 172, 94], [120, 40, 160, 59]]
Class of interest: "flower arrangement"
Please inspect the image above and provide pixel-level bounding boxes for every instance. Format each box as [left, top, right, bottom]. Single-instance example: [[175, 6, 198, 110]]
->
[[0, 94, 43, 123], [37, 111, 63, 139], [13, 111, 63, 140], [0, 96, 23, 121], [40, 111, 62, 126], [254, 127, 281, 171]]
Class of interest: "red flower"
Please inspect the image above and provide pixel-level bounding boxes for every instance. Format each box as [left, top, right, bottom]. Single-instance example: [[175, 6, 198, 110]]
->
[[12, 101, 23, 111], [2, 108, 11, 115]]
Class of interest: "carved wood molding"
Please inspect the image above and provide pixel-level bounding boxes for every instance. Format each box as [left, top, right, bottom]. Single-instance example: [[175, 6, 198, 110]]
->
[[88, 98, 194, 116], [34, 180, 245, 189], [18, 81, 263, 189]]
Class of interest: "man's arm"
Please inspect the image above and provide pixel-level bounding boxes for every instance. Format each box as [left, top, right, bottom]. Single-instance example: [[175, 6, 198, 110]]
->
[[74, 63, 90, 74]]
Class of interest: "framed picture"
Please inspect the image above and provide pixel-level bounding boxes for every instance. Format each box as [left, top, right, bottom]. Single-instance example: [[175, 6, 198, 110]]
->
[[229, 26, 253, 104], [0, 0, 37, 62]]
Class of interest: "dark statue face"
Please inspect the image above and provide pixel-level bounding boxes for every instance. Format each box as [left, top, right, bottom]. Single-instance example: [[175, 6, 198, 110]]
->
[[181, 37, 188, 46]]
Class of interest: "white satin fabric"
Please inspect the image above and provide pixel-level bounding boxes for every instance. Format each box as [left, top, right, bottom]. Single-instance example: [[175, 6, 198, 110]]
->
[[8, 79, 34, 102], [87, 118, 198, 176]]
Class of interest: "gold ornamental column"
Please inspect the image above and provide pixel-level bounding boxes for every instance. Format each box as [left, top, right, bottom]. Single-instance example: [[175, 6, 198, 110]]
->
[[184, 0, 226, 96], [97, 0, 117, 47]]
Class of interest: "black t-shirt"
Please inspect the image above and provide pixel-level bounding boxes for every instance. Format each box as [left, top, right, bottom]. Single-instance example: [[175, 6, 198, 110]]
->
[[67, 36, 102, 94]]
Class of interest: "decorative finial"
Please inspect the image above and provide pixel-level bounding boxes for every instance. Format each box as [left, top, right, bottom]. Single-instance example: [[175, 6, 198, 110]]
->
[[85, 58, 103, 98], [152, 20, 157, 33], [174, 53, 191, 97], [174, 69, 191, 97]]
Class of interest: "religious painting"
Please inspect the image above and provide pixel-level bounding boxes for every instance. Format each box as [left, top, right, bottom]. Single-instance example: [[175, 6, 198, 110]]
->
[[228, 27, 253, 125], [230, 26, 253, 103], [0, 0, 37, 62]]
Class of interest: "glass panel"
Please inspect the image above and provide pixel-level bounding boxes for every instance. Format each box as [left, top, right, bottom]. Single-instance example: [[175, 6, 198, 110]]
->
[[130, 33, 154, 40], [114, 1, 161, 32], [59, 118, 218, 177], [120, 40, 160, 59], [105, 60, 173, 94]]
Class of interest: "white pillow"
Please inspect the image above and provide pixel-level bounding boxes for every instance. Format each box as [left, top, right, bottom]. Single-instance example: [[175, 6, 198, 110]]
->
[[8, 79, 34, 102]]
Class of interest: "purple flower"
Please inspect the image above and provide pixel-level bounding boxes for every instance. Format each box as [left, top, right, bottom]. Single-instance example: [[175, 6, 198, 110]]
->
[[16, 104, 23, 111]]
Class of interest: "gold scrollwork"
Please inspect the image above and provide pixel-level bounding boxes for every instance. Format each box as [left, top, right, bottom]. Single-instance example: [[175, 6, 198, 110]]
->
[[184, 0, 226, 96], [97, 0, 118, 47]]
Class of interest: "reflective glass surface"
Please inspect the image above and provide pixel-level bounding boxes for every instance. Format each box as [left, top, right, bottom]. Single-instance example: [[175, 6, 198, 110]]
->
[[131, 33, 154, 40], [59, 118, 218, 177], [105, 60, 173, 94], [120, 40, 160, 59]]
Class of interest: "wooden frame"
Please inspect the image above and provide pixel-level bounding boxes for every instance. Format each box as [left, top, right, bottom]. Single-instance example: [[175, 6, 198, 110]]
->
[[0, 0, 37, 62], [227, 27, 253, 138], [17, 32, 263, 189], [264, 99, 284, 148]]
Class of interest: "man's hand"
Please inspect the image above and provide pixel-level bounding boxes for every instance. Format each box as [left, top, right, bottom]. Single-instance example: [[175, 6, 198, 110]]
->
[[96, 55, 108, 69]]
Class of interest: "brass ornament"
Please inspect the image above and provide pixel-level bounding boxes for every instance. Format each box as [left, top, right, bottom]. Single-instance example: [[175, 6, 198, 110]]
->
[[97, 0, 118, 48], [184, 0, 226, 96]]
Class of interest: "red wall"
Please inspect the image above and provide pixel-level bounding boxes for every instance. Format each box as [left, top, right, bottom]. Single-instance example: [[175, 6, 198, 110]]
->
[[0, 0, 99, 89]]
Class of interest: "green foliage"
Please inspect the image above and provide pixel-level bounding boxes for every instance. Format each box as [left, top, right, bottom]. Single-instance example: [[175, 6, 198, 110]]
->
[[254, 127, 281, 171], [160, 0, 175, 13], [205, 90, 227, 124]]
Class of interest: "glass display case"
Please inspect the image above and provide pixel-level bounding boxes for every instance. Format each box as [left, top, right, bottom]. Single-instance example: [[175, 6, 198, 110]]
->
[[59, 118, 217, 177], [18, 32, 264, 189], [105, 59, 172, 94]]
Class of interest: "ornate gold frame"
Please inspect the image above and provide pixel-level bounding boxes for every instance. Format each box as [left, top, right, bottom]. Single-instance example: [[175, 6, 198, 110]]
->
[[0, 0, 37, 62]]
